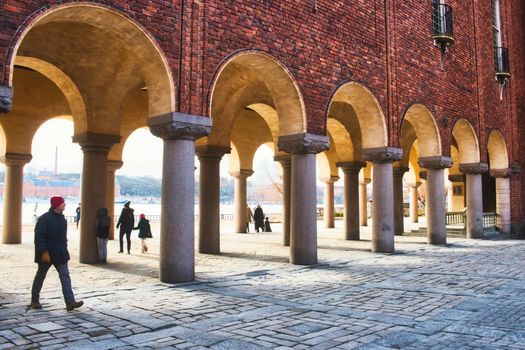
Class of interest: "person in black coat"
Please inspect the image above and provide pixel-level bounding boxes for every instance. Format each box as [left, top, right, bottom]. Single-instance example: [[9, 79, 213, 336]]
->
[[29, 196, 83, 311], [133, 214, 152, 253], [96, 207, 111, 263], [116, 201, 134, 254], [253, 204, 265, 233]]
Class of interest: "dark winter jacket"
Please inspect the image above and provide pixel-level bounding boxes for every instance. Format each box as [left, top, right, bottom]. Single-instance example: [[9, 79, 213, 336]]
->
[[116, 207, 135, 233], [254, 207, 265, 227], [134, 218, 152, 239], [34, 208, 69, 264], [96, 208, 111, 239]]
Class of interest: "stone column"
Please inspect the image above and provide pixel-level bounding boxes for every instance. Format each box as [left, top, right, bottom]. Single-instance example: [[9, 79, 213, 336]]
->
[[197, 146, 229, 254], [337, 162, 365, 240], [460, 163, 488, 239], [73, 133, 121, 263], [0, 85, 13, 113], [363, 147, 402, 253], [446, 184, 454, 212], [1, 153, 32, 243], [322, 176, 339, 228], [359, 178, 371, 226], [490, 168, 512, 233], [278, 133, 329, 265], [230, 169, 254, 233], [148, 113, 211, 282], [275, 155, 292, 246], [419, 156, 452, 245], [106, 160, 123, 240], [393, 167, 408, 235], [408, 182, 421, 223]]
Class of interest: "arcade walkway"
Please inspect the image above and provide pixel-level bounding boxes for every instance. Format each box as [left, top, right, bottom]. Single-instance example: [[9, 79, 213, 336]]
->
[[1, 220, 524, 349]]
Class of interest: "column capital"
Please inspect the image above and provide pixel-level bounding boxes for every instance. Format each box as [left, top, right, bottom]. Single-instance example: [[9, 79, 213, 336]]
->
[[337, 161, 366, 173], [459, 162, 488, 174], [408, 182, 422, 188], [363, 147, 402, 163], [278, 133, 329, 154], [360, 178, 371, 185], [0, 152, 32, 166], [490, 168, 512, 178], [0, 85, 13, 113], [448, 174, 463, 182], [418, 156, 453, 169], [196, 145, 230, 160], [72, 132, 121, 154], [229, 169, 254, 178], [274, 154, 291, 167], [321, 176, 340, 184], [107, 160, 124, 172], [148, 112, 212, 141], [393, 166, 409, 176]]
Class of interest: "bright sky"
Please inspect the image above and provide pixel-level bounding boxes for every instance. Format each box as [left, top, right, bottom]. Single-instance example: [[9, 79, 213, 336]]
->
[[25, 118, 281, 181]]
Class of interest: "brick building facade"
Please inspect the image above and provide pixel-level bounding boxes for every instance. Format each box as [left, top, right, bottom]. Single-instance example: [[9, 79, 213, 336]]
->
[[1, 1, 524, 278]]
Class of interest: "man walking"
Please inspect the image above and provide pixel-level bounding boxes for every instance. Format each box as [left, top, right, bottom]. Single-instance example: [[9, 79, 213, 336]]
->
[[29, 196, 83, 311]]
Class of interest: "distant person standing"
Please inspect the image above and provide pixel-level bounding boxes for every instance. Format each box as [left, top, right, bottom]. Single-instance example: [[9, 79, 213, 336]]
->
[[29, 196, 83, 311], [253, 204, 265, 233], [116, 201, 134, 254], [245, 206, 253, 232], [75, 204, 81, 229], [95, 208, 111, 263], [264, 217, 272, 232], [134, 214, 152, 253]]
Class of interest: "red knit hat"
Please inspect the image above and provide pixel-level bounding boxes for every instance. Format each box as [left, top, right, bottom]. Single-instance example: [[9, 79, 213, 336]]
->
[[50, 196, 65, 208], [140, 213, 145, 218]]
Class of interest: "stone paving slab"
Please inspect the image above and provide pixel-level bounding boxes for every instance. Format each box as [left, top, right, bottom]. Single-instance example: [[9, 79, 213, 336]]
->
[[1, 221, 525, 349]]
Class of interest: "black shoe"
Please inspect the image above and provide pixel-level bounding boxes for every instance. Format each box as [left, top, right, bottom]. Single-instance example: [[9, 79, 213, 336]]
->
[[127, 251, 130, 254], [29, 301, 42, 309], [118, 250, 123, 253], [66, 300, 84, 311]]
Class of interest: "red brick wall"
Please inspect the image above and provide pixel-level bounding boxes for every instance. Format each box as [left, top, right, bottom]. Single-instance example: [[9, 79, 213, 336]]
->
[[1, 0, 525, 227]]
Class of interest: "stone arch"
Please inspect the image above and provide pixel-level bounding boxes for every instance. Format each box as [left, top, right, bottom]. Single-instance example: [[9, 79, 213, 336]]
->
[[14, 57, 87, 134], [327, 82, 387, 149], [487, 130, 509, 169], [9, 3, 175, 132], [401, 104, 441, 158], [451, 119, 480, 163], [209, 50, 306, 147]]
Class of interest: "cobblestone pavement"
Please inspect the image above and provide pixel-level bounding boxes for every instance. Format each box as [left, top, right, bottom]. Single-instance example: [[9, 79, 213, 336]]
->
[[1, 220, 525, 349]]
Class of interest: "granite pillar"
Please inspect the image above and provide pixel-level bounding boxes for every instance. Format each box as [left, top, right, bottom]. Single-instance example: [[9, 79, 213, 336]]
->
[[419, 156, 452, 244], [1, 153, 32, 243], [322, 176, 339, 228], [275, 155, 292, 246], [461, 163, 488, 239], [490, 168, 512, 233], [278, 133, 329, 264], [148, 113, 211, 282], [363, 147, 403, 253], [408, 182, 421, 223], [106, 160, 123, 240], [230, 169, 254, 233], [359, 178, 371, 226], [393, 167, 409, 235], [73, 133, 120, 263], [197, 146, 229, 254], [337, 162, 365, 240]]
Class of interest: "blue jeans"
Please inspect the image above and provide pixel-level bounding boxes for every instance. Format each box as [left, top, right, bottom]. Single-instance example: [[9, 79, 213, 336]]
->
[[31, 263, 75, 305], [97, 238, 108, 260]]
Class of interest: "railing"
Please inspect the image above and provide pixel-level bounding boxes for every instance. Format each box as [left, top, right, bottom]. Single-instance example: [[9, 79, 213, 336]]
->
[[482, 212, 497, 230], [494, 47, 510, 76], [432, 3, 454, 38], [445, 211, 465, 225]]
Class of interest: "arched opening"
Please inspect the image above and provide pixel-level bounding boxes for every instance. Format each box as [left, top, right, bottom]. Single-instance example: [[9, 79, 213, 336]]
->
[[451, 119, 480, 164], [400, 105, 442, 235], [10, 4, 175, 136], [487, 130, 511, 232]]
